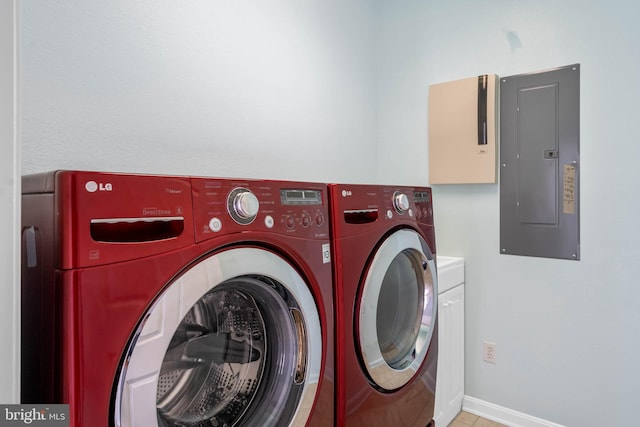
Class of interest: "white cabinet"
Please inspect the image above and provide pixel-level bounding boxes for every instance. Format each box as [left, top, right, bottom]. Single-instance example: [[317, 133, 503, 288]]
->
[[434, 256, 465, 427]]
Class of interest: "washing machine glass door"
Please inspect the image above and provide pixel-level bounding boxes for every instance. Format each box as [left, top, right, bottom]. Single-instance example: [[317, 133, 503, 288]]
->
[[114, 247, 322, 427], [358, 228, 437, 391]]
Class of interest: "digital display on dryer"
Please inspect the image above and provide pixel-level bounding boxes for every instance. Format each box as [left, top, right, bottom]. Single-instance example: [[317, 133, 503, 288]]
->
[[413, 191, 431, 203]]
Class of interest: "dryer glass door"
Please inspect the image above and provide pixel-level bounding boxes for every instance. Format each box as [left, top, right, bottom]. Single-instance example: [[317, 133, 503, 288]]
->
[[114, 248, 322, 427], [358, 229, 437, 391]]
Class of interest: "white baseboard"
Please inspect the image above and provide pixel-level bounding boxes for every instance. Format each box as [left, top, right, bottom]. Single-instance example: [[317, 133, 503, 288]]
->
[[462, 396, 566, 427]]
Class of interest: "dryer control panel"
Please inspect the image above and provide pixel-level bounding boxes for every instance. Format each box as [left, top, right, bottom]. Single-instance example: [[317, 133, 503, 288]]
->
[[328, 183, 436, 254]]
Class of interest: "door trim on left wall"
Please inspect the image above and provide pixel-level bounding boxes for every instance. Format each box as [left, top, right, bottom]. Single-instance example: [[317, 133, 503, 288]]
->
[[0, 0, 20, 404]]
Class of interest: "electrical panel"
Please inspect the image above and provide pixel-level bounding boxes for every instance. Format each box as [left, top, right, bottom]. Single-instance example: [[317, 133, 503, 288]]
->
[[500, 64, 580, 260]]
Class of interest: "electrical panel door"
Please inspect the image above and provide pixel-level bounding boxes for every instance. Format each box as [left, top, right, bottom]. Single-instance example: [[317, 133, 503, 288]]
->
[[500, 64, 580, 260]]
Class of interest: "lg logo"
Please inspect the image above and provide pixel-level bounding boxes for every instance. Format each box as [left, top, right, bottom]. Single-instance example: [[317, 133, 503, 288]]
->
[[85, 180, 113, 192], [341, 189, 352, 197]]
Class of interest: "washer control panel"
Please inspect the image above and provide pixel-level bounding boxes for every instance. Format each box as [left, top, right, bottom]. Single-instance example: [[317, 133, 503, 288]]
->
[[192, 178, 329, 242]]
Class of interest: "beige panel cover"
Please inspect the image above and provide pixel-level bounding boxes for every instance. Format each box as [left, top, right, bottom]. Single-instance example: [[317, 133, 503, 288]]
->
[[428, 74, 497, 184]]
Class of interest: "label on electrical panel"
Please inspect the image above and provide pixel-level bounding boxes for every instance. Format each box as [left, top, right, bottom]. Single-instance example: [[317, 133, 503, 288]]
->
[[563, 164, 576, 214]]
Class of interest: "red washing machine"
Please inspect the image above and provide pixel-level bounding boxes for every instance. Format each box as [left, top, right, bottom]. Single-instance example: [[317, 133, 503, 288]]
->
[[329, 184, 438, 427], [21, 171, 334, 427]]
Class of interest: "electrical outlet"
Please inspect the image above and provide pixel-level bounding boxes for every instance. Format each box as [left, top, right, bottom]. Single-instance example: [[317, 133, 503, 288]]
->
[[483, 341, 496, 363]]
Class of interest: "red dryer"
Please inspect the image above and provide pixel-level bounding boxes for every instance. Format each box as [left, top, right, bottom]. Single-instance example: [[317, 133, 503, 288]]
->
[[21, 171, 334, 427], [329, 184, 438, 427]]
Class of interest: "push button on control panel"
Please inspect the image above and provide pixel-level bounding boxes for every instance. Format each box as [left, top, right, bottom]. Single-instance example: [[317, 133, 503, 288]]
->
[[285, 215, 295, 230], [264, 215, 274, 229], [301, 212, 311, 228], [209, 217, 222, 233]]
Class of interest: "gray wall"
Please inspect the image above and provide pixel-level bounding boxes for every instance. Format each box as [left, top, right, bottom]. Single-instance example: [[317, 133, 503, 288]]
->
[[20, 0, 378, 182], [376, 0, 639, 425]]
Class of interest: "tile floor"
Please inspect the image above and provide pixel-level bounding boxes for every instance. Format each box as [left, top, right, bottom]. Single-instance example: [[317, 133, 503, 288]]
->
[[447, 411, 507, 427]]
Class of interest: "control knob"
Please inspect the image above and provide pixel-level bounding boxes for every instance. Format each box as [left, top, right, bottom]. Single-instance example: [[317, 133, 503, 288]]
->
[[228, 188, 259, 225], [234, 191, 259, 219], [393, 192, 410, 214]]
